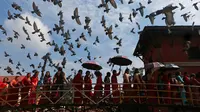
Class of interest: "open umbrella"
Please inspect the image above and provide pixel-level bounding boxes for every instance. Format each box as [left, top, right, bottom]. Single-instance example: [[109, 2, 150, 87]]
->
[[144, 62, 165, 69], [159, 63, 180, 71], [109, 55, 132, 66], [82, 61, 102, 70]]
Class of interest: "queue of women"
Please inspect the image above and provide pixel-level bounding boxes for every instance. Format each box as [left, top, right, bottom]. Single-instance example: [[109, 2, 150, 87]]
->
[[0, 66, 200, 107]]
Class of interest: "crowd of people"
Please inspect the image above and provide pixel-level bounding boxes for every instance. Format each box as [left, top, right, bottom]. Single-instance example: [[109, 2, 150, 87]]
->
[[0, 67, 200, 107]]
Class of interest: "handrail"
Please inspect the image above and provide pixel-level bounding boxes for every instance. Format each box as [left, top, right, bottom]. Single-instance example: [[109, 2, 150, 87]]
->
[[0, 83, 199, 107]]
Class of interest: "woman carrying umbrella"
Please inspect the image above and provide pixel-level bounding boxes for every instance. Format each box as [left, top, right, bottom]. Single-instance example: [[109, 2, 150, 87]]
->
[[111, 69, 121, 104]]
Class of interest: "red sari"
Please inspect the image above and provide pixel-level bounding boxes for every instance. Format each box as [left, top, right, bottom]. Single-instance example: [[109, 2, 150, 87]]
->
[[21, 77, 31, 106], [163, 75, 171, 104], [104, 76, 111, 97], [147, 77, 157, 104], [94, 75, 103, 99], [7, 80, 20, 106], [73, 73, 83, 104], [28, 76, 38, 104], [0, 82, 8, 106], [111, 72, 120, 103], [84, 75, 93, 103]]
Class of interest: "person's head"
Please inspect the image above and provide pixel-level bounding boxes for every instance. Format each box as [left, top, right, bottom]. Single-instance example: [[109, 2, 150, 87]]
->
[[3, 77, 9, 83], [45, 71, 50, 77], [190, 73, 196, 79], [33, 71, 39, 77], [184, 72, 188, 76], [26, 73, 31, 78], [78, 69, 83, 75], [86, 71, 90, 76], [106, 72, 111, 77], [58, 67, 62, 72], [134, 68, 139, 74], [113, 70, 117, 74], [15, 76, 19, 81], [175, 71, 181, 76], [168, 73, 172, 79], [125, 68, 130, 74], [95, 71, 101, 77]]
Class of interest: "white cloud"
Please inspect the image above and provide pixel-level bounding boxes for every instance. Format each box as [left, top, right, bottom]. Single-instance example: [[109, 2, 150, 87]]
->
[[3, 12, 51, 53]]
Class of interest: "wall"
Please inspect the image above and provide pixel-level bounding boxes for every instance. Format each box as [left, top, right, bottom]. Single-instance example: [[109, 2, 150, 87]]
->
[[143, 35, 200, 75]]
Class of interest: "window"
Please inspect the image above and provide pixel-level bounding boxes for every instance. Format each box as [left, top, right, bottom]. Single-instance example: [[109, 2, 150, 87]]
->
[[188, 47, 200, 59]]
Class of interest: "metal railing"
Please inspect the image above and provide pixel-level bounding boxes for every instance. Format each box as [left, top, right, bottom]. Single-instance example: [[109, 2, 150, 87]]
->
[[0, 83, 200, 108]]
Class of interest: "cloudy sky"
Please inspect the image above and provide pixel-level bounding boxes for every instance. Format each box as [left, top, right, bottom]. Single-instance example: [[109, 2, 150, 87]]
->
[[0, 0, 199, 82]]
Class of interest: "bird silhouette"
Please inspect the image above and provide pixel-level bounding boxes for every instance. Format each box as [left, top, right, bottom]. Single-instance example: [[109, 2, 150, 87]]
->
[[32, 2, 42, 17], [61, 57, 67, 68], [128, 0, 134, 4], [32, 22, 40, 34], [25, 17, 32, 26], [7, 10, 15, 20], [21, 44, 25, 49], [27, 53, 31, 60], [72, 8, 81, 25], [113, 47, 119, 54], [136, 2, 145, 17], [119, 13, 123, 22], [14, 13, 25, 20], [179, 3, 185, 10], [4, 51, 10, 57], [12, 2, 22, 12]]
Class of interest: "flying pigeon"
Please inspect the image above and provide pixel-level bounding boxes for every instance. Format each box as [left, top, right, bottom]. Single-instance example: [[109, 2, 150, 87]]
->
[[72, 8, 81, 25], [38, 62, 42, 68], [181, 12, 191, 22], [34, 52, 38, 56], [16, 72, 22, 76], [32, 22, 40, 34], [98, 0, 106, 8], [132, 9, 138, 18], [53, 24, 63, 34], [128, 13, 132, 22], [30, 64, 35, 69], [80, 33, 87, 41], [59, 45, 66, 56], [61, 57, 66, 68], [131, 28, 135, 34], [128, 0, 134, 4], [12, 2, 22, 12], [7, 10, 15, 20], [14, 13, 25, 20], [17, 62, 21, 67], [25, 17, 32, 26], [84, 16, 91, 30], [109, 0, 117, 9], [104, 4, 110, 13], [105, 25, 113, 40], [4, 51, 10, 57], [179, 3, 185, 10], [136, 2, 145, 17], [9, 58, 13, 64], [113, 47, 119, 54], [31, 2, 42, 17], [23, 26, 29, 36], [27, 53, 31, 60], [119, 13, 123, 22], [148, 0, 152, 4], [7, 37, 13, 43], [114, 36, 119, 40], [193, 2, 200, 10], [116, 39, 122, 46], [145, 12, 156, 25], [21, 44, 25, 49]]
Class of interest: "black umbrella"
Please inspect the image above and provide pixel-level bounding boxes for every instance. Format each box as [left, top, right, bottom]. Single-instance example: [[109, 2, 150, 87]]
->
[[82, 61, 102, 70], [109, 55, 132, 66]]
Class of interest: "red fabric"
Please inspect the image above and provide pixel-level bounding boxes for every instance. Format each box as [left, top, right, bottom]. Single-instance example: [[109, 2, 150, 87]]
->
[[28, 76, 38, 104], [147, 78, 157, 104], [84, 76, 93, 103], [0, 82, 8, 105], [104, 84, 110, 97], [73, 73, 83, 104], [94, 76, 103, 97], [21, 77, 31, 106], [111, 73, 120, 103], [7, 81, 20, 106]]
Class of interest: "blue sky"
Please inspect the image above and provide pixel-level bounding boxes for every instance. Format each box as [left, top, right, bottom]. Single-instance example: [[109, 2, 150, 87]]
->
[[0, 0, 199, 82]]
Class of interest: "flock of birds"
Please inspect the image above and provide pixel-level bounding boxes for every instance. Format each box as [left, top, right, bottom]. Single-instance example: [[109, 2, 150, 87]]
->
[[0, 0, 199, 76]]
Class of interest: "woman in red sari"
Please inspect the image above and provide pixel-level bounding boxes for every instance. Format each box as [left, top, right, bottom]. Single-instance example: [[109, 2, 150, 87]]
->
[[104, 72, 111, 100], [73, 70, 83, 104], [190, 73, 200, 105], [7, 76, 20, 106], [84, 71, 93, 104], [28, 71, 39, 104], [20, 73, 31, 106], [94, 71, 103, 102], [123, 68, 131, 103], [0, 77, 9, 106], [111, 69, 121, 104]]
